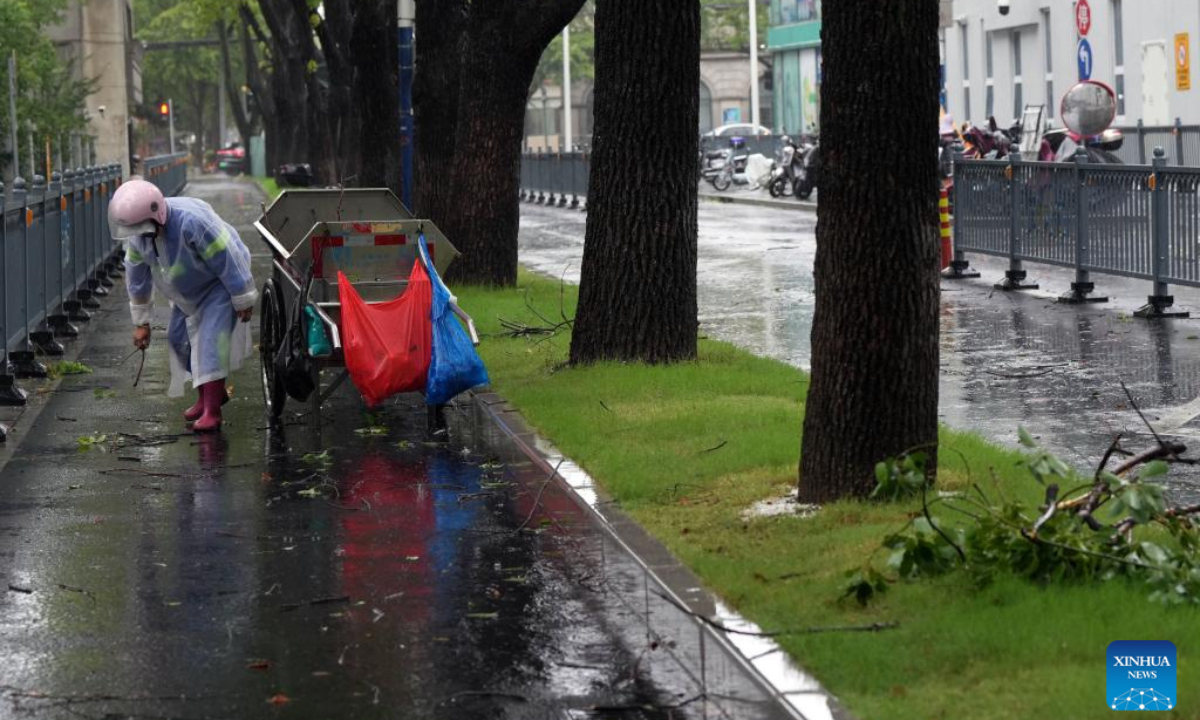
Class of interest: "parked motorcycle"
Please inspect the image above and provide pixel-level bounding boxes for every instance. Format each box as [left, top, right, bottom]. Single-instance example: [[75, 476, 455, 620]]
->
[[794, 140, 819, 200], [708, 137, 750, 191], [768, 136, 809, 198]]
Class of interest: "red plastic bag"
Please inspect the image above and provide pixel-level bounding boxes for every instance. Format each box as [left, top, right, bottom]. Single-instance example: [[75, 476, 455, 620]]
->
[[337, 262, 432, 407]]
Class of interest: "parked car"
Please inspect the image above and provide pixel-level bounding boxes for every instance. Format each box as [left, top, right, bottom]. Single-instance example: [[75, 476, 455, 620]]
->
[[702, 123, 773, 139], [216, 143, 246, 175]]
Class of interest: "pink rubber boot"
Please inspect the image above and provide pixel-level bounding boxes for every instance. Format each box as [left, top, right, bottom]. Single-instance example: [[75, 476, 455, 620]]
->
[[183, 388, 205, 422], [191, 381, 225, 433], [185, 384, 230, 422]]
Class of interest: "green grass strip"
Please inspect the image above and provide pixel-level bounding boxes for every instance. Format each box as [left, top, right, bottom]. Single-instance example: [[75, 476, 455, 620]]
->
[[252, 176, 282, 201], [455, 270, 1198, 720]]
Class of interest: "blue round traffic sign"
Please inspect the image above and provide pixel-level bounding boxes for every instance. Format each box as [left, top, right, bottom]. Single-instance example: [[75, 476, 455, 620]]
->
[[1078, 38, 1094, 80]]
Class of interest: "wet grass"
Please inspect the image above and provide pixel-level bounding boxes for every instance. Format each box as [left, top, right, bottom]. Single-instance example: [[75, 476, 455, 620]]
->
[[455, 271, 1199, 720], [253, 176, 282, 200]]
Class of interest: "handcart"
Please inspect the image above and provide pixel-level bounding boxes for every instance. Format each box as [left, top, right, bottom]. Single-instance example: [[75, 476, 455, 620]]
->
[[253, 188, 480, 427]]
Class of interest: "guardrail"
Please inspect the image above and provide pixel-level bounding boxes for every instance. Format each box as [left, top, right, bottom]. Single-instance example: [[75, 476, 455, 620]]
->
[[142, 152, 189, 197], [948, 146, 1196, 318], [519, 151, 590, 210], [0, 153, 189, 429]]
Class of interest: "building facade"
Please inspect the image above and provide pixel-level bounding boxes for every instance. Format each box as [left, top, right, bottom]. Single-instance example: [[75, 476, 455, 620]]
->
[[766, 0, 821, 136], [944, 0, 1200, 129], [45, 0, 141, 173], [524, 51, 771, 150]]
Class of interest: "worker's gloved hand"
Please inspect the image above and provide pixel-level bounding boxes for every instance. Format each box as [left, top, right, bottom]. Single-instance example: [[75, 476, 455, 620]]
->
[[132, 325, 151, 350], [237, 308, 253, 323]]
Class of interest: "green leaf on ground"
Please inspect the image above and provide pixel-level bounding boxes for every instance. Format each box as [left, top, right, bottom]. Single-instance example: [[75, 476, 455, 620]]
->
[[48, 361, 93, 379], [76, 434, 107, 450]]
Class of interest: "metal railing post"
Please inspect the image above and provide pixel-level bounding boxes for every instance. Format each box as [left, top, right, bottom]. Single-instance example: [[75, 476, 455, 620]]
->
[[62, 169, 89, 321], [536, 149, 546, 204], [943, 145, 979, 279], [1175, 118, 1185, 167], [0, 179, 29, 408], [547, 152, 559, 206], [9, 177, 47, 377], [557, 152, 568, 207], [1059, 147, 1107, 303], [1137, 119, 1148, 164], [1136, 147, 1190, 318], [581, 151, 590, 212], [996, 150, 1038, 291], [47, 171, 76, 337], [82, 167, 108, 303], [519, 154, 527, 201], [27, 173, 64, 357], [569, 153, 580, 209]]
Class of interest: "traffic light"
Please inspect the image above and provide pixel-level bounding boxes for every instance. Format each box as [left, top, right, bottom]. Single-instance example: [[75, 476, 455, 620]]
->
[[158, 100, 169, 117]]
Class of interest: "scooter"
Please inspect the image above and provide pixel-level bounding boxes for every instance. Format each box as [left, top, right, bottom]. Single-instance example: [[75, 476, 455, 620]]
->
[[794, 140, 819, 200], [768, 136, 804, 198], [1041, 127, 1125, 163], [708, 137, 750, 191]]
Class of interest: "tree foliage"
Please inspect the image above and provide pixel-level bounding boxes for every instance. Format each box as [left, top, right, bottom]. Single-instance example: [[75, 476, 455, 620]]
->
[[135, 0, 226, 160], [0, 0, 94, 175], [846, 433, 1200, 607], [699, 0, 770, 53]]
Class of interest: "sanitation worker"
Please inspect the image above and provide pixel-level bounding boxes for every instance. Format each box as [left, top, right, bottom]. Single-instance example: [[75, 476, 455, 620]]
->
[[108, 180, 258, 432]]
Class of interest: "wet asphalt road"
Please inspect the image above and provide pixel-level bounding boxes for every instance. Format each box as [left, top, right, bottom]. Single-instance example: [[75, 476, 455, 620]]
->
[[519, 200, 1200, 501], [0, 177, 772, 720]]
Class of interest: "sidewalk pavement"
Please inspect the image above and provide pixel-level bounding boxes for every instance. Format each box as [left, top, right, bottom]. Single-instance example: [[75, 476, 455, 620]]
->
[[0, 175, 828, 720], [698, 185, 816, 213]]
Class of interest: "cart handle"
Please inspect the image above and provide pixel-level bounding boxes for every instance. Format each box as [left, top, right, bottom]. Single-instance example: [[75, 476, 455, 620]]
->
[[450, 302, 481, 346], [255, 221, 291, 260]]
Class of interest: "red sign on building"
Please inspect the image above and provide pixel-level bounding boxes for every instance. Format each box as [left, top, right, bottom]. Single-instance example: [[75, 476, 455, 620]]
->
[[1076, 0, 1092, 36]]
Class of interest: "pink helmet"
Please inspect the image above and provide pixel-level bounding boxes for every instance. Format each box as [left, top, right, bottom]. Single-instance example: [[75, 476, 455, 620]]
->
[[108, 179, 168, 239]]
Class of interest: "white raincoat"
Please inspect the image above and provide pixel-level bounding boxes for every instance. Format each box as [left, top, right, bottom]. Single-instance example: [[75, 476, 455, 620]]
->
[[123, 197, 257, 397]]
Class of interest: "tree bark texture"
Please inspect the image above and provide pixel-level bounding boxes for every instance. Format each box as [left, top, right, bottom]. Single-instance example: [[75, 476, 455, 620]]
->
[[348, 0, 400, 193], [256, 0, 311, 173], [441, 0, 585, 286], [413, 0, 467, 221], [567, 0, 700, 365], [219, 21, 253, 148], [798, 0, 941, 503]]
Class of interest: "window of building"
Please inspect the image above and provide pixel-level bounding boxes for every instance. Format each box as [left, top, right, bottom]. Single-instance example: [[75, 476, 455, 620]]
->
[[1112, 0, 1125, 116], [1012, 30, 1023, 120], [985, 28, 995, 118], [1042, 9, 1054, 118]]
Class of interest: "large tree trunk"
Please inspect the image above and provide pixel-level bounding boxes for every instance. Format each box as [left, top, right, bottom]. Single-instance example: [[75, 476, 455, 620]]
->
[[798, 0, 941, 503], [258, 0, 311, 173], [219, 21, 253, 147], [441, 0, 584, 286], [567, 0, 699, 364], [413, 0, 468, 220], [348, 0, 399, 192]]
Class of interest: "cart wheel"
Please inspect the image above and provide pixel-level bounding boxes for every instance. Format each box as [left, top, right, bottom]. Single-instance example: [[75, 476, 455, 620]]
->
[[259, 280, 287, 421]]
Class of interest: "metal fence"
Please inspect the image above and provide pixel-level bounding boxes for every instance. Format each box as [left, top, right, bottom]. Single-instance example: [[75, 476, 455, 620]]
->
[[519, 151, 590, 209], [1110, 120, 1200, 166], [950, 146, 1200, 318], [0, 153, 189, 414]]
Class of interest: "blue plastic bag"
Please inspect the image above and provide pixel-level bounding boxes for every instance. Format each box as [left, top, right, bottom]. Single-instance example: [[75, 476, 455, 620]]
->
[[418, 235, 490, 405]]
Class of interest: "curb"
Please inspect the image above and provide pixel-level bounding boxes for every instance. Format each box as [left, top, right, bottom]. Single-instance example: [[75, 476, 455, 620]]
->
[[469, 390, 854, 720], [700, 193, 817, 213]]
